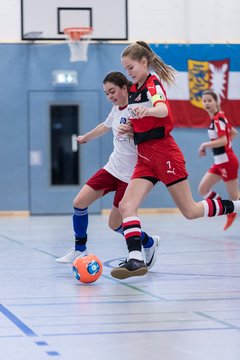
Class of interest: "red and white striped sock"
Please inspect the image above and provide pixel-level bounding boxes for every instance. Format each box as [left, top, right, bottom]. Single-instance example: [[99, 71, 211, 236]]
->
[[202, 198, 239, 217], [122, 216, 142, 260], [204, 190, 221, 200]]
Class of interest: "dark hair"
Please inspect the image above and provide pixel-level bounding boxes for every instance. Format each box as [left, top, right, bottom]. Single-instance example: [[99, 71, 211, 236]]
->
[[121, 41, 175, 85], [103, 71, 132, 91], [202, 89, 220, 110], [202, 89, 218, 102]]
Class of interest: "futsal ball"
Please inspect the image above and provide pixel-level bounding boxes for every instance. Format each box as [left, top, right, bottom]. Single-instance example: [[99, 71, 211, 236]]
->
[[72, 254, 102, 284]]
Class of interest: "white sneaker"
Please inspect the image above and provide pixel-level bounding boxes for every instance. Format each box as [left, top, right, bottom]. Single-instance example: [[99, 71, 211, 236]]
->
[[143, 235, 160, 270], [56, 248, 88, 263]]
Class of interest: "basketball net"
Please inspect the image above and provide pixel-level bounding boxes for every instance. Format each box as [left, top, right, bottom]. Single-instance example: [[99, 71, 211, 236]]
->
[[64, 27, 93, 62]]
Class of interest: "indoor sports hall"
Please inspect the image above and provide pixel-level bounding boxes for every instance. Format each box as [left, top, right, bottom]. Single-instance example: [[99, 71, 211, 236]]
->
[[0, 1, 240, 359]]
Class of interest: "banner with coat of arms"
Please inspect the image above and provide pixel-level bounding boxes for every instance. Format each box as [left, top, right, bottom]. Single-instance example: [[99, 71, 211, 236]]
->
[[151, 44, 240, 127]]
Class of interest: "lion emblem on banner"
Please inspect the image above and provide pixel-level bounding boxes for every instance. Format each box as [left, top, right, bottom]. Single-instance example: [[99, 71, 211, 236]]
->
[[188, 59, 229, 109]]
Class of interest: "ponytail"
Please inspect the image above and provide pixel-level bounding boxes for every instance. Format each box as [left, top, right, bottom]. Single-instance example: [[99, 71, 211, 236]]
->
[[122, 41, 176, 85]]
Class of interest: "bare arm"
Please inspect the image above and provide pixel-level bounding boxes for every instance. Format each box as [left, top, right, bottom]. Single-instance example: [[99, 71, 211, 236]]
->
[[230, 126, 238, 140], [134, 102, 168, 118], [198, 135, 227, 157], [77, 122, 110, 144], [118, 102, 168, 136]]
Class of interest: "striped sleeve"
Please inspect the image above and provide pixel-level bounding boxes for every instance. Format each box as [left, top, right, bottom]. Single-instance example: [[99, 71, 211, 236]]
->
[[214, 115, 227, 137]]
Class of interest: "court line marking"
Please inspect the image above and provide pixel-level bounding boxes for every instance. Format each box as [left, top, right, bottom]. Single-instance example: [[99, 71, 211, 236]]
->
[[42, 326, 236, 337], [0, 304, 60, 356], [1, 232, 239, 334], [0, 303, 37, 337], [195, 311, 239, 330]]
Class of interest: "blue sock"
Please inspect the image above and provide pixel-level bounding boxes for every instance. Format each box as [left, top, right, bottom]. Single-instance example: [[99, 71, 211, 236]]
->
[[114, 226, 153, 248], [73, 207, 88, 251], [141, 231, 153, 248], [114, 225, 124, 236], [75, 243, 87, 252]]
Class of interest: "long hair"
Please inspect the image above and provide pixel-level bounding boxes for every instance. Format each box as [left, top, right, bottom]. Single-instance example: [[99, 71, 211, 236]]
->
[[103, 71, 132, 91], [121, 41, 176, 85]]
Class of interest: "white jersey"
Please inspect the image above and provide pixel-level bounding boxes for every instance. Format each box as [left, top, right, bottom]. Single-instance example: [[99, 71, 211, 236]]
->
[[103, 105, 137, 183]]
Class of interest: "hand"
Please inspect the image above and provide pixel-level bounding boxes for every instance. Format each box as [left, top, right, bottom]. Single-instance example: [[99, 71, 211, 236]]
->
[[198, 143, 206, 157], [126, 127, 134, 139], [117, 123, 132, 135], [134, 105, 150, 118], [76, 135, 87, 144]]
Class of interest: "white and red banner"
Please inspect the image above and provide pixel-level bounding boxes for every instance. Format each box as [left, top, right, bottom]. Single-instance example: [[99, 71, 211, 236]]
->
[[151, 44, 240, 128]]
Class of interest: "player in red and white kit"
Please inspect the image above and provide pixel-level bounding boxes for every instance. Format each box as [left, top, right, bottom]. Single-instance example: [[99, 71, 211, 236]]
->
[[198, 89, 239, 230], [56, 71, 160, 268], [110, 41, 240, 280]]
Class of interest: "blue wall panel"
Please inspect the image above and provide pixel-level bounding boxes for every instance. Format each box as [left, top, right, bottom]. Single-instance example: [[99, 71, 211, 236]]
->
[[0, 43, 239, 212]]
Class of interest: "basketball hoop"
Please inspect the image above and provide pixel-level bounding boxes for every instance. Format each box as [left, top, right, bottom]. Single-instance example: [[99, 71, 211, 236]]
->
[[64, 27, 93, 62]]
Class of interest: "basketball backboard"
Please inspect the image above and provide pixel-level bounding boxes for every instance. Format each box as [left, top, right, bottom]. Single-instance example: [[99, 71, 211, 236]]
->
[[21, 0, 128, 41]]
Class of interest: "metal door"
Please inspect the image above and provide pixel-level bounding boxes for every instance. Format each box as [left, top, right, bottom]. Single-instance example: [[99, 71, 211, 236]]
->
[[29, 91, 100, 214]]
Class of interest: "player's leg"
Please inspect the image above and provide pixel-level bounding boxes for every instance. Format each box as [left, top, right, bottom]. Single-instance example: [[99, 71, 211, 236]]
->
[[110, 178, 160, 269], [198, 171, 230, 228], [108, 179, 127, 232], [168, 178, 240, 219], [72, 184, 105, 251], [224, 178, 239, 230], [57, 168, 115, 263], [225, 178, 239, 200], [198, 171, 222, 199], [217, 154, 239, 230], [56, 184, 104, 263], [111, 178, 153, 279], [110, 203, 160, 270], [169, 179, 204, 218], [108, 205, 122, 231]]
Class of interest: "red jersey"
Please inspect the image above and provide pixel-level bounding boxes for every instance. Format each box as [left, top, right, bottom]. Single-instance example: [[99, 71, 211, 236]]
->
[[127, 74, 188, 186], [208, 111, 234, 165], [128, 74, 174, 145]]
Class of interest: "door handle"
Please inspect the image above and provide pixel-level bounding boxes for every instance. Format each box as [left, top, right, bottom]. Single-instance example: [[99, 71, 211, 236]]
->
[[71, 134, 78, 152]]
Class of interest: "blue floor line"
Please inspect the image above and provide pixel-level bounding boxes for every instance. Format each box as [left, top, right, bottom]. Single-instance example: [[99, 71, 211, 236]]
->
[[0, 304, 61, 356], [0, 303, 37, 337]]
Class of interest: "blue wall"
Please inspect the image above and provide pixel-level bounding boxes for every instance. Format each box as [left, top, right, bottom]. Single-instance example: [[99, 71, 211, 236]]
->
[[0, 43, 239, 213]]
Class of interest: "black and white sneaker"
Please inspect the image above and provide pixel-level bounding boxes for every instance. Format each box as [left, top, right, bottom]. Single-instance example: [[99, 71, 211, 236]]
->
[[143, 235, 160, 269], [111, 258, 148, 280]]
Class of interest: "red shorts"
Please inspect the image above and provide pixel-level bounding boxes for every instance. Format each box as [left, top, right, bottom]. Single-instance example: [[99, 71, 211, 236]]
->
[[131, 135, 188, 186], [208, 152, 239, 182], [86, 168, 128, 207]]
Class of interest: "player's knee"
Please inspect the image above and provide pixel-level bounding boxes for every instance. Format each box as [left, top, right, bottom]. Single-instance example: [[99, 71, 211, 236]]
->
[[118, 199, 133, 216], [118, 201, 126, 215], [73, 197, 78, 208], [198, 185, 206, 197], [73, 196, 84, 208], [198, 182, 209, 197]]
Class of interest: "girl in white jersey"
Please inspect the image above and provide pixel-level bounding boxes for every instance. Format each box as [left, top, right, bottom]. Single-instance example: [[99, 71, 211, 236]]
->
[[56, 71, 160, 268], [198, 89, 239, 230]]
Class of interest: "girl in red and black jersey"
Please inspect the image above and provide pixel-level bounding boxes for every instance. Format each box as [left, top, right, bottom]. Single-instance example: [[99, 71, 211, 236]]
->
[[198, 90, 239, 231], [110, 41, 240, 280]]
